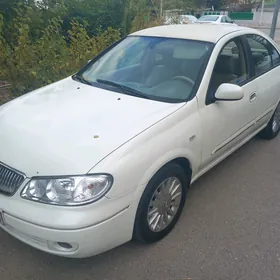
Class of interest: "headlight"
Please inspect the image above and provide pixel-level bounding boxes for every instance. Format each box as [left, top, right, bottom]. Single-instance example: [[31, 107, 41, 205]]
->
[[21, 175, 113, 206]]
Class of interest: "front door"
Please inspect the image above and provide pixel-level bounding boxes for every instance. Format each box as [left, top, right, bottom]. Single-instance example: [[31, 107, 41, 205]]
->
[[198, 36, 258, 169]]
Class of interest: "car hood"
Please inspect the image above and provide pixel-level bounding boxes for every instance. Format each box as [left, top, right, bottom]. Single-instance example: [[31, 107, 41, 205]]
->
[[0, 77, 183, 177]]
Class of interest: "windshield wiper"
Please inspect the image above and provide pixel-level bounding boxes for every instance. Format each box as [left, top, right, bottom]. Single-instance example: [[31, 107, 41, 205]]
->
[[96, 79, 151, 100], [72, 74, 92, 86]]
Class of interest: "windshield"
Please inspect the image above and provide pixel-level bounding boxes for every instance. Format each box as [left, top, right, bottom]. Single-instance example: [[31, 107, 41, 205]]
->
[[77, 36, 213, 102], [198, 15, 219, 22]]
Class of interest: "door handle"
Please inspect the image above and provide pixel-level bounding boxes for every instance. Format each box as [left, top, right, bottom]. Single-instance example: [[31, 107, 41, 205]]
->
[[249, 92, 257, 102]]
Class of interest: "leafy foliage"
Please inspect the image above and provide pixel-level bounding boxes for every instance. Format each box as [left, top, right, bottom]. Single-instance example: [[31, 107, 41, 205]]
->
[[0, 0, 196, 101], [0, 5, 121, 96]]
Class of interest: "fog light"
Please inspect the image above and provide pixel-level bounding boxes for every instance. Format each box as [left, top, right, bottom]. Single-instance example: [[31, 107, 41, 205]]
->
[[48, 241, 78, 252], [57, 242, 73, 249]]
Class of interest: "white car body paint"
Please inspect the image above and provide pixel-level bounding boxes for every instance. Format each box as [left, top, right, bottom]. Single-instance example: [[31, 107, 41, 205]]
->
[[0, 77, 182, 177], [0, 25, 280, 258]]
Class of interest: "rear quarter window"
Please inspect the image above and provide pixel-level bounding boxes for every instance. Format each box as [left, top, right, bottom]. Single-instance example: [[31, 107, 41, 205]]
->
[[246, 34, 280, 76]]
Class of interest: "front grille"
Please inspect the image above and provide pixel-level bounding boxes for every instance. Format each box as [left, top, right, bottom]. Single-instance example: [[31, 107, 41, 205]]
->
[[0, 163, 25, 195]]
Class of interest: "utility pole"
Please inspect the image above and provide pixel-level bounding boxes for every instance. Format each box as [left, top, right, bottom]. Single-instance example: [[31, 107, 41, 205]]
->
[[270, 0, 280, 39], [160, 0, 163, 19]]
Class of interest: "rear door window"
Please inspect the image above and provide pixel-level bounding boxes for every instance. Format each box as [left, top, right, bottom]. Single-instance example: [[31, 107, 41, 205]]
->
[[246, 34, 280, 76]]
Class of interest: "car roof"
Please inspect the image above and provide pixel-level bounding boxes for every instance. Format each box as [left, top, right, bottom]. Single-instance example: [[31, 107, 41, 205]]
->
[[130, 24, 250, 43]]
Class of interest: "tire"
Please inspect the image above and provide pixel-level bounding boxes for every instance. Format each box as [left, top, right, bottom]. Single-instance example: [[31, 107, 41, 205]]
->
[[133, 163, 190, 244], [259, 103, 280, 140]]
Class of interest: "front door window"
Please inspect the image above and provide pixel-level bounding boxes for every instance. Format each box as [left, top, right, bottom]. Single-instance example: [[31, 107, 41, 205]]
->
[[208, 38, 249, 102]]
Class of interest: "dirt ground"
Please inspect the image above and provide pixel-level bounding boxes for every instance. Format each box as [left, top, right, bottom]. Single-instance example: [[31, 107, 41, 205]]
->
[[0, 83, 12, 105]]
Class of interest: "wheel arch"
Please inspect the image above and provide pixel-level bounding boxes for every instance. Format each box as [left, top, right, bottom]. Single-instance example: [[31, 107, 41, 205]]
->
[[133, 157, 191, 243], [147, 157, 193, 187], [170, 157, 192, 181]]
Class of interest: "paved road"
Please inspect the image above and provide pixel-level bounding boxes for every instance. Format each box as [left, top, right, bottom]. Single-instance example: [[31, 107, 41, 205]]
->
[[1, 135, 280, 280]]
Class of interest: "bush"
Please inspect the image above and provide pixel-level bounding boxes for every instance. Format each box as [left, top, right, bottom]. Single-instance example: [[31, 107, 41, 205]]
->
[[0, 9, 121, 97], [0, 1, 165, 103]]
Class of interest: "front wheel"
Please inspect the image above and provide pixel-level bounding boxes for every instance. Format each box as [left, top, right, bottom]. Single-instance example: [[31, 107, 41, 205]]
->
[[259, 103, 280, 140], [133, 163, 189, 243]]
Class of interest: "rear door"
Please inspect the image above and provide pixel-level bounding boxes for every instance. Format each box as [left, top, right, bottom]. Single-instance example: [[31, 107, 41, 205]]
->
[[244, 34, 280, 130]]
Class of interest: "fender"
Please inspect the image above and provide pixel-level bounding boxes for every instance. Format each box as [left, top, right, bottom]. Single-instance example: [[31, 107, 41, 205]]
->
[[90, 98, 202, 198]]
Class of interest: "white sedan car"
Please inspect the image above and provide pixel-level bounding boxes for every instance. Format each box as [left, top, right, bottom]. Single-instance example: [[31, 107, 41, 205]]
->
[[0, 24, 280, 258], [196, 14, 237, 25]]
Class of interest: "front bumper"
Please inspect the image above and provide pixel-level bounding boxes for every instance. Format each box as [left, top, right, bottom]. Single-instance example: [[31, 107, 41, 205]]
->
[[0, 179, 144, 258], [0, 206, 132, 258]]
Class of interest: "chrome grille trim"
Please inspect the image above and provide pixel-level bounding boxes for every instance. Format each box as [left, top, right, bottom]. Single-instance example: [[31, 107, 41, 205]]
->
[[0, 162, 26, 195]]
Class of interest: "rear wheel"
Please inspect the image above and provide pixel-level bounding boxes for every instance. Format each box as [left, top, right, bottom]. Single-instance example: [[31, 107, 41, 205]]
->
[[133, 163, 189, 243], [259, 103, 280, 140]]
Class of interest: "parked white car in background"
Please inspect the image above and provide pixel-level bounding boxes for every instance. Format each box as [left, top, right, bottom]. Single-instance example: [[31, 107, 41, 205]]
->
[[1, 24, 280, 258], [196, 14, 237, 25]]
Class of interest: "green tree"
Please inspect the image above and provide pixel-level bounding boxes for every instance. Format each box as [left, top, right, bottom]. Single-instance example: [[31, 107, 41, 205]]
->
[[161, 0, 196, 10], [63, 0, 125, 36], [0, 3, 121, 96]]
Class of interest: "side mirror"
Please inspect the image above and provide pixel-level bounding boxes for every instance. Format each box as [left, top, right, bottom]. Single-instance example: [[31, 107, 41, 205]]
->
[[214, 83, 244, 101]]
